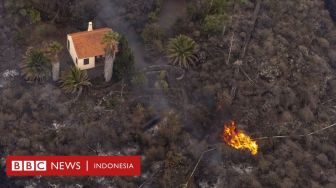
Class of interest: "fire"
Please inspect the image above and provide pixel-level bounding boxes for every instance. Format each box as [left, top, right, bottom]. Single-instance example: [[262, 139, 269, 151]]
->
[[222, 121, 258, 155]]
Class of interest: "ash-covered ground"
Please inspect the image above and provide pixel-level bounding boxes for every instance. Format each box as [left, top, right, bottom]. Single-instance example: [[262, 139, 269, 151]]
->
[[1, 0, 336, 187]]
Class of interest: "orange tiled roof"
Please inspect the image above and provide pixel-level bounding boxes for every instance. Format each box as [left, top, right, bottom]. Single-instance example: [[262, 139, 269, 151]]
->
[[69, 28, 112, 59]]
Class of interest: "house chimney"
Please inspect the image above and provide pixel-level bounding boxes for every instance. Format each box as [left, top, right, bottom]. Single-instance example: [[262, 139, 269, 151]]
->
[[88, 22, 93, 31]]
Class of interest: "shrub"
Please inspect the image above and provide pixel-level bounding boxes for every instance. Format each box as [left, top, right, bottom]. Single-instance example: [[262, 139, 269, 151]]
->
[[148, 11, 160, 23], [141, 24, 165, 55], [157, 112, 183, 144], [210, 0, 247, 15], [155, 71, 169, 93], [27, 8, 41, 24], [142, 24, 163, 42], [147, 0, 163, 23], [114, 36, 135, 82], [165, 151, 185, 168], [202, 14, 228, 34], [155, 80, 169, 93], [18, 7, 41, 24], [131, 72, 148, 88]]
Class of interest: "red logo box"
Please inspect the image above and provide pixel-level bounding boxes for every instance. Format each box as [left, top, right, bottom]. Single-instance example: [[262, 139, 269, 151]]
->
[[6, 156, 141, 176]]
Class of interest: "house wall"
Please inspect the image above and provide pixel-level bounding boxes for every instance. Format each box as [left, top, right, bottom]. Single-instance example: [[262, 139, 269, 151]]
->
[[67, 35, 97, 70], [77, 57, 95, 70], [67, 35, 78, 65]]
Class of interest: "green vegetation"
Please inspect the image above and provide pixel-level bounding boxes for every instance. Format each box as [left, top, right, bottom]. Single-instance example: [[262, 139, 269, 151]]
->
[[141, 23, 165, 56], [147, 0, 163, 23], [19, 8, 41, 24], [60, 66, 91, 94], [102, 31, 120, 82], [155, 71, 169, 93], [202, 0, 233, 35], [142, 24, 165, 44], [27, 8, 41, 24], [166, 35, 198, 69], [209, 0, 247, 14], [209, 0, 232, 14], [45, 41, 63, 60], [131, 72, 148, 88], [113, 36, 135, 82], [21, 48, 51, 81], [188, 0, 248, 35], [45, 41, 63, 81], [102, 31, 120, 55], [2, 0, 336, 187], [202, 14, 228, 34]]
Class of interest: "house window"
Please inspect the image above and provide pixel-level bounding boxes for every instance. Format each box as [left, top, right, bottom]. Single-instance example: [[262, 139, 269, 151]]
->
[[76, 58, 78, 64], [84, 58, 89, 65], [67, 40, 70, 49]]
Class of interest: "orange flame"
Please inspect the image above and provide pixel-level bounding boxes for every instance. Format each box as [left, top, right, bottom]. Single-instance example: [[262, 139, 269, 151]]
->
[[222, 121, 258, 155]]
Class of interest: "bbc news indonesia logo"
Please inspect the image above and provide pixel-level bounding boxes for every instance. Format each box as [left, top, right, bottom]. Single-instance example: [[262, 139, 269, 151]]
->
[[6, 156, 141, 176]]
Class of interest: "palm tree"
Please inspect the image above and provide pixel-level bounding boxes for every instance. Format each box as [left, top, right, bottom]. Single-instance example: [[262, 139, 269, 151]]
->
[[101, 31, 120, 82], [46, 41, 63, 81], [166, 35, 199, 69], [60, 66, 91, 98], [21, 48, 51, 81]]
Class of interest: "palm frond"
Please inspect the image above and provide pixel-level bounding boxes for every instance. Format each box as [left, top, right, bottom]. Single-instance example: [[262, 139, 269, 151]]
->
[[102, 31, 120, 55], [21, 48, 51, 81], [60, 66, 91, 94], [166, 35, 199, 69]]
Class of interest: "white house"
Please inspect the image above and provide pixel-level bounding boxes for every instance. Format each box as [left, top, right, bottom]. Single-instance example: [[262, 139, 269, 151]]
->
[[67, 22, 112, 70]]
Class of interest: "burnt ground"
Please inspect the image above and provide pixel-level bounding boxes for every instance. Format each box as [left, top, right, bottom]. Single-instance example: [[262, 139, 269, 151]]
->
[[0, 0, 21, 77], [0, 0, 336, 187]]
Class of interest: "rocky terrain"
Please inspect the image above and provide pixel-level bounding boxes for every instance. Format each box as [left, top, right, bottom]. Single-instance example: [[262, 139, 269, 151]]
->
[[0, 0, 336, 187]]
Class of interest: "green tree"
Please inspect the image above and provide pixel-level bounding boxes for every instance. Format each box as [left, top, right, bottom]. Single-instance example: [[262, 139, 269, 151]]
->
[[45, 41, 63, 81], [166, 35, 199, 69], [21, 48, 51, 81], [60, 66, 91, 96], [205, 0, 246, 35], [141, 24, 165, 56], [202, 14, 228, 34], [113, 36, 135, 82], [101, 31, 120, 82]]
